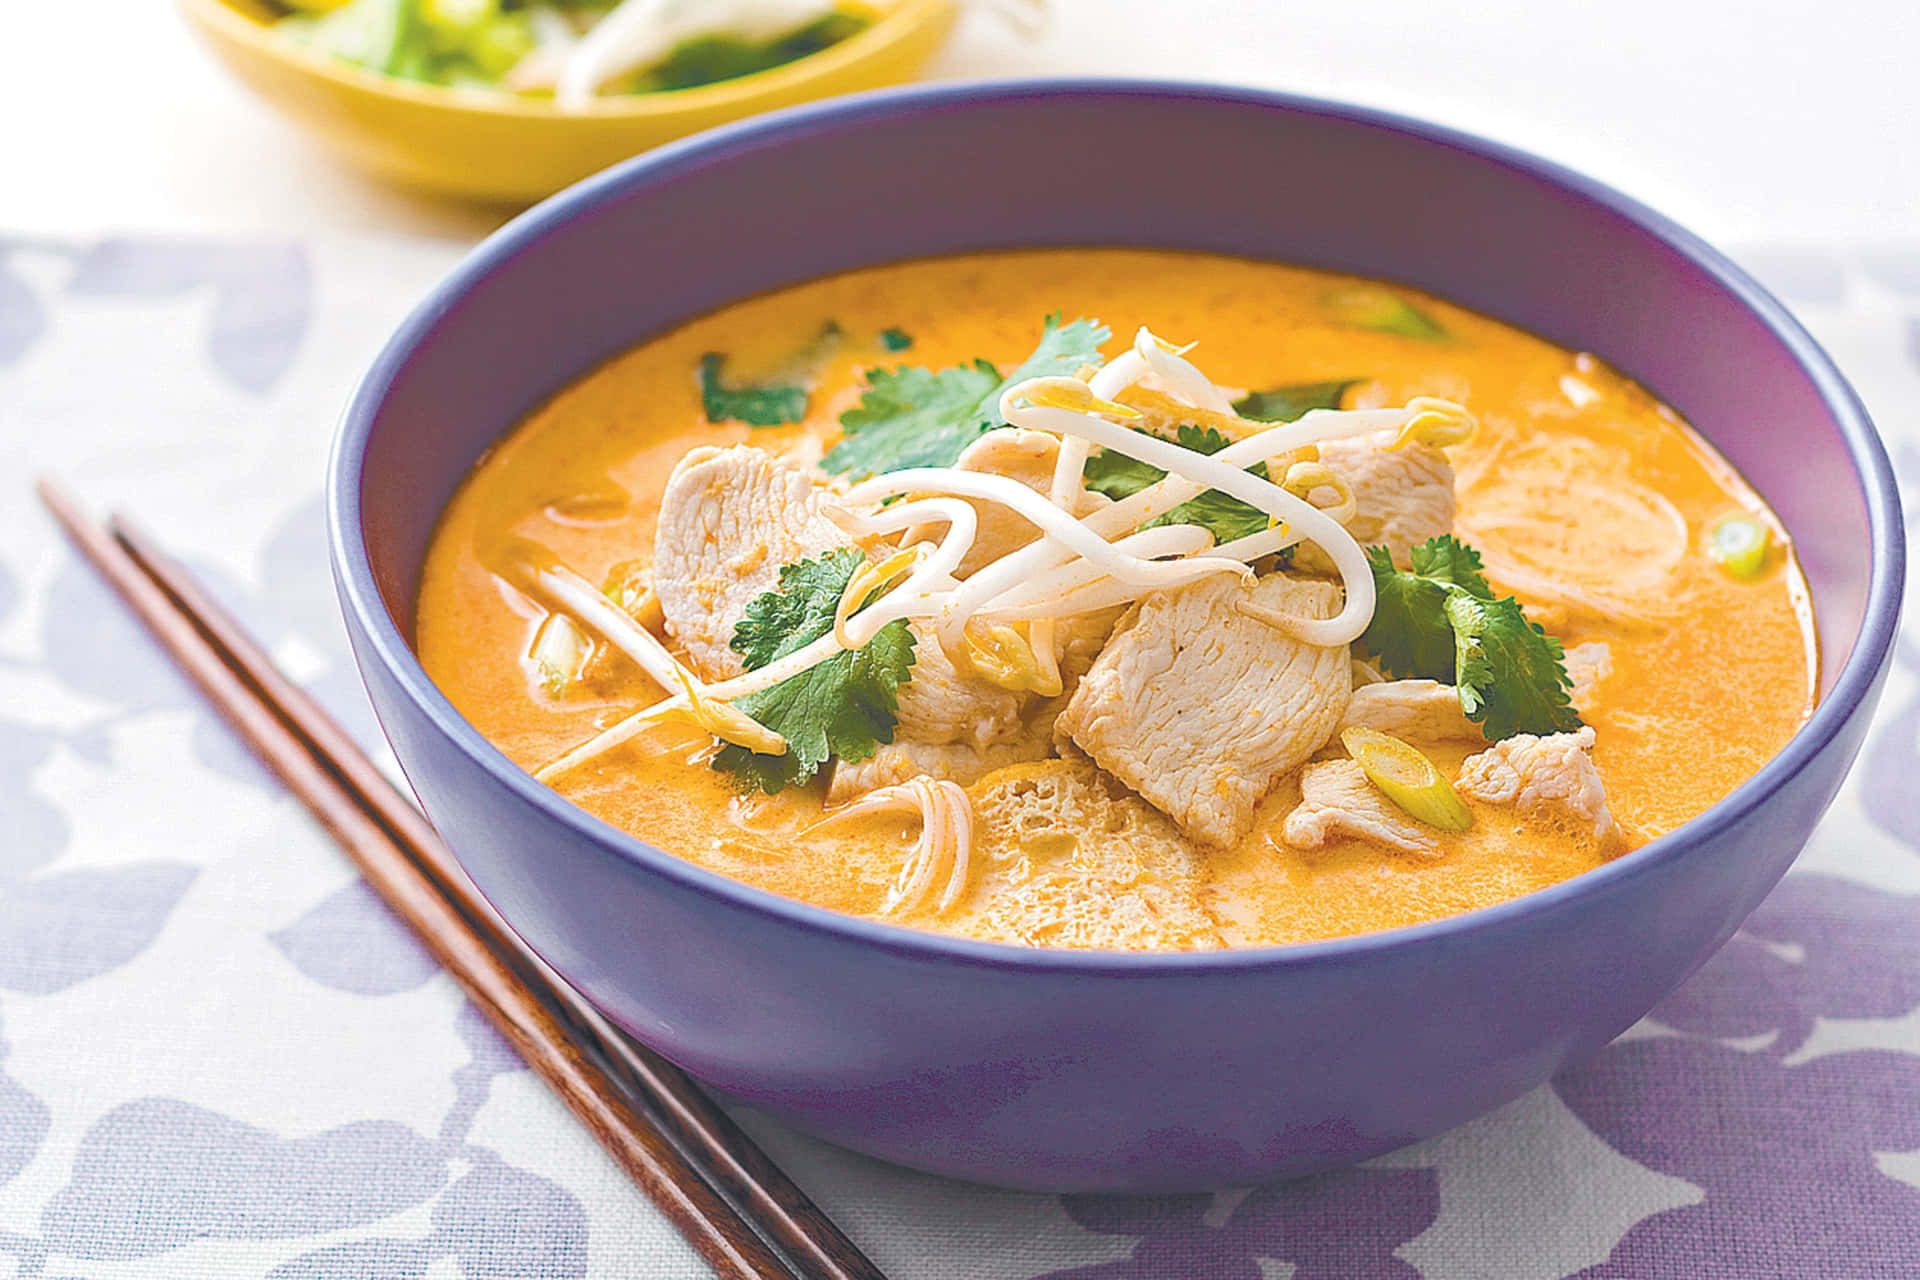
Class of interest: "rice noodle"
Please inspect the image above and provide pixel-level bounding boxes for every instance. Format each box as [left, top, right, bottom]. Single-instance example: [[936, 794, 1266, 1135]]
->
[[811, 777, 974, 915]]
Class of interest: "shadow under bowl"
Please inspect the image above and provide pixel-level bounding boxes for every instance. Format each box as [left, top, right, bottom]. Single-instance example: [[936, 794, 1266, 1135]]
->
[[329, 80, 1905, 1192]]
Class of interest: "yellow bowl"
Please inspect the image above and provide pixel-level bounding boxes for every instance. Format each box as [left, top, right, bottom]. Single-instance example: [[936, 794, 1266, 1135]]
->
[[179, 0, 960, 202]]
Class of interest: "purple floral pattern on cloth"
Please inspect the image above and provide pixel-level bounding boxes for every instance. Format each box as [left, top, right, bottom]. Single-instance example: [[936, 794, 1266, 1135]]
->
[[1039, 1171, 1440, 1279], [38, 1100, 449, 1261], [270, 879, 442, 998], [0, 942, 580, 1278], [0, 236, 311, 391], [1556, 874, 1920, 1278], [1861, 638, 1920, 852], [2, 234, 1917, 1275], [1559, 1041, 1920, 1278]]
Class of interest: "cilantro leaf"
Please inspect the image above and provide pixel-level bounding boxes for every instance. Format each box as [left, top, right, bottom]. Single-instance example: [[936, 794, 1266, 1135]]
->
[[1083, 422, 1219, 498], [1080, 424, 1276, 545], [879, 327, 914, 352], [990, 315, 1112, 412], [819, 359, 1002, 476], [1154, 487, 1272, 544], [728, 549, 855, 668], [1364, 546, 1460, 680], [712, 549, 917, 793], [1363, 535, 1581, 740], [821, 314, 1110, 478], [1407, 534, 1493, 599], [1232, 379, 1365, 422], [1083, 424, 1235, 499], [1162, 424, 1234, 455], [698, 352, 808, 427], [1445, 592, 1581, 741], [1081, 443, 1169, 498]]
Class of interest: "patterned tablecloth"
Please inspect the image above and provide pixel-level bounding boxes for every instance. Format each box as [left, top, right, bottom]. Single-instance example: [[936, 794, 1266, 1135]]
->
[[0, 233, 1914, 1279]]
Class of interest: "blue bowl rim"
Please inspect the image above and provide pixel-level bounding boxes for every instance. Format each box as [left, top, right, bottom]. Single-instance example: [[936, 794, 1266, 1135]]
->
[[329, 77, 1906, 976]]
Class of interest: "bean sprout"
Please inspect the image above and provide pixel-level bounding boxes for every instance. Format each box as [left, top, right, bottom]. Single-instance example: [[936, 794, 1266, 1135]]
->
[[998, 377, 1376, 645], [521, 558, 787, 768], [523, 558, 684, 692], [533, 322, 1477, 781], [844, 466, 1248, 599]]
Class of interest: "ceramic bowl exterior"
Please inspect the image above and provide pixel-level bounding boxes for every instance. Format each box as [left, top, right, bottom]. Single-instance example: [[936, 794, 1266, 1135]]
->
[[329, 82, 1904, 1192]]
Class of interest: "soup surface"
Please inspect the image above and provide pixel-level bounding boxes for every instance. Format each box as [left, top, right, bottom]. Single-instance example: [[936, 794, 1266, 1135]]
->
[[417, 249, 1815, 950]]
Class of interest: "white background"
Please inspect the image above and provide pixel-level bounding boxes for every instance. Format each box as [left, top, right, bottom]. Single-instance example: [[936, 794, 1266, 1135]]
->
[[4, 0, 1915, 246]]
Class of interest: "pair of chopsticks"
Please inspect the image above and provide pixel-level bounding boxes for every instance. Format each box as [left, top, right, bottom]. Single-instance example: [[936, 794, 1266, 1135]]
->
[[36, 479, 888, 1280]]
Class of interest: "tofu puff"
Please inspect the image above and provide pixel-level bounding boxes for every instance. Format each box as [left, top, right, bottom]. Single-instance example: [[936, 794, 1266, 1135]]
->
[[417, 249, 1815, 950]]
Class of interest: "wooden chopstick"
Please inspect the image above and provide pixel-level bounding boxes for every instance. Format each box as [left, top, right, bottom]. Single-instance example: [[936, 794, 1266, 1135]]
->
[[104, 507, 889, 1280], [39, 480, 889, 1280]]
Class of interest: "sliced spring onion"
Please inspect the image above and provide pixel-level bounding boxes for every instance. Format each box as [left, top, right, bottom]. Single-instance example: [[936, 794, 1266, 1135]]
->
[[1708, 515, 1770, 579], [1323, 287, 1449, 342], [527, 612, 593, 697], [1340, 726, 1474, 833]]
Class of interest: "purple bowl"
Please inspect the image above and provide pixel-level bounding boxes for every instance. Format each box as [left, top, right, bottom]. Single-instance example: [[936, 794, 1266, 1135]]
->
[[329, 80, 1904, 1192]]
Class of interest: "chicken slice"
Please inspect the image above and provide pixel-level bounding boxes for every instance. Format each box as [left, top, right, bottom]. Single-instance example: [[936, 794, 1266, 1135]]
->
[[651, 445, 851, 680], [1337, 647, 1600, 741], [894, 629, 1033, 750], [1282, 759, 1442, 857], [826, 735, 1054, 803], [651, 444, 1029, 745], [1563, 641, 1613, 712], [1294, 436, 1455, 573], [945, 759, 1225, 950], [829, 605, 1126, 803], [1338, 678, 1483, 742], [1456, 726, 1624, 851], [1056, 574, 1352, 847]]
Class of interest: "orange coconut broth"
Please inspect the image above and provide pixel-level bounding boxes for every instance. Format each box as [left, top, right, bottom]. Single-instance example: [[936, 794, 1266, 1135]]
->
[[415, 249, 1815, 949]]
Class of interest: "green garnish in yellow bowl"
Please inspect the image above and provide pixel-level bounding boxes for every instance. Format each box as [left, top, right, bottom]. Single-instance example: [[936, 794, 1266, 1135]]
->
[[179, 0, 958, 201]]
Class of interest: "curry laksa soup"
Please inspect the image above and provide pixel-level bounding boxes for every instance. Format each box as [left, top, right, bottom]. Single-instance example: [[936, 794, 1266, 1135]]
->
[[416, 250, 1816, 951]]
